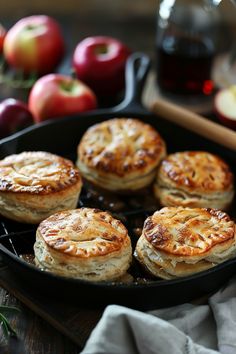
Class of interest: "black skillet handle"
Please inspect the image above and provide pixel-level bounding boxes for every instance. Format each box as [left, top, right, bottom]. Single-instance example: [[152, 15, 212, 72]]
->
[[113, 52, 151, 115]]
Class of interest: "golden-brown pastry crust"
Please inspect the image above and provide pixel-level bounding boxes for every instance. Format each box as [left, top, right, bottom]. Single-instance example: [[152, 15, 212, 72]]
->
[[154, 151, 234, 209], [77, 118, 166, 191], [135, 207, 236, 279], [38, 207, 130, 257], [0, 151, 80, 194], [144, 207, 235, 257], [34, 208, 132, 281], [0, 152, 82, 223]]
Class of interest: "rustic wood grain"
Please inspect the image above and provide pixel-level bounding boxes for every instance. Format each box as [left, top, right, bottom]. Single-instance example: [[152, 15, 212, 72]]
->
[[0, 263, 104, 353]]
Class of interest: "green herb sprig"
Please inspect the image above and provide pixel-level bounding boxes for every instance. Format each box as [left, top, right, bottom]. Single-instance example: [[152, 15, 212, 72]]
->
[[0, 56, 38, 89], [0, 305, 20, 339]]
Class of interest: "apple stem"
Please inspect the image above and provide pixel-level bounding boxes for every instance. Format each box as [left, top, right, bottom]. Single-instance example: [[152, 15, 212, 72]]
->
[[60, 81, 77, 93], [26, 25, 36, 30], [93, 45, 108, 55]]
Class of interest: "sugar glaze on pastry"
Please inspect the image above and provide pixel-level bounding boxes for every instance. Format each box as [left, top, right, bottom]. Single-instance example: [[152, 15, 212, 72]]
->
[[77, 118, 166, 192], [0, 151, 82, 223]]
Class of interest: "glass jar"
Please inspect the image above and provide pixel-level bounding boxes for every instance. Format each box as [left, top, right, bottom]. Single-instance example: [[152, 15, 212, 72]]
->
[[156, 0, 236, 104]]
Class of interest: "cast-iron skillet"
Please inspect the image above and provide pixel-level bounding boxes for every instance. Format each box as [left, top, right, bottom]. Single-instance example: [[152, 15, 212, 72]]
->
[[0, 53, 235, 310]]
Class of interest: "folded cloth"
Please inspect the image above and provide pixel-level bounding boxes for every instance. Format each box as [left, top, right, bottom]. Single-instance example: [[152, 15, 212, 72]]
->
[[81, 275, 236, 354]]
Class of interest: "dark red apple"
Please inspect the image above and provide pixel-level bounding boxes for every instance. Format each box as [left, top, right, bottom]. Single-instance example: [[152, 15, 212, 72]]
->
[[28, 73, 97, 122], [3, 15, 64, 75], [214, 86, 236, 130], [0, 98, 34, 138], [0, 23, 6, 52], [72, 36, 131, 96]]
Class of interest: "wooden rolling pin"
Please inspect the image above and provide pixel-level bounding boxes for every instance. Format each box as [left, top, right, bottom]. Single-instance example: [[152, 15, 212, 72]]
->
[[151, 98, 236, 151]]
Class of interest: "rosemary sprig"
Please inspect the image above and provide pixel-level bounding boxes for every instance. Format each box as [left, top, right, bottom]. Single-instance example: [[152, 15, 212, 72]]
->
[[0, 305, 20, 339]]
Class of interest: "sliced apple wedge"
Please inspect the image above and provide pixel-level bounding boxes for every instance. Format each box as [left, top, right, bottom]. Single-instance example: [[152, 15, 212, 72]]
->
[[214, 85, 236, 130]]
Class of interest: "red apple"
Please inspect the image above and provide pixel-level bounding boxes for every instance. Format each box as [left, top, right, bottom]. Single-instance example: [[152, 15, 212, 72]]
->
[[0, 98, 34, 139], [0, 23, 6, 52], [214, 86, 236, 130], [28, 73, 97, 122], [72, 36, 131, 96], [3, 15, 64, 75]]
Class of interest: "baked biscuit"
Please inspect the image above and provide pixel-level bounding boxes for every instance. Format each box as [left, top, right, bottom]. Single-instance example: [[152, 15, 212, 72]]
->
[[77, 118, 166, 192], [135, 207, 236, 279], [154, 151, 234, 210], [0, 151, 82, 223], [34, 207, 132, 281]]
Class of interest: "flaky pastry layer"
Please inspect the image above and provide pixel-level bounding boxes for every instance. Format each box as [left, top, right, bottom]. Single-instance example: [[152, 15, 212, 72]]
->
[[135, 236, 215, 279], [154, 184, 234, 210], [134, 207, 236, 279]]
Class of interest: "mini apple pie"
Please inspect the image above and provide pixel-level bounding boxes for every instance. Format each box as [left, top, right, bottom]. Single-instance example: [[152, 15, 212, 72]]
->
[[77, 118, 166, 192], [34, 207, 132, 281], [0, 151, 82, 223], [154, 151, 234, 210], [135, 207, 236, 279]]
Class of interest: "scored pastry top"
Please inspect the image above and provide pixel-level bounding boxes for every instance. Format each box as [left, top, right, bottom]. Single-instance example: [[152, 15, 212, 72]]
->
[[0, 151, 81, 194], [143, 207, 235, 257], [78, 118, 166, 177], [37, 207, 131, 258], [157, 151, 233, 193]]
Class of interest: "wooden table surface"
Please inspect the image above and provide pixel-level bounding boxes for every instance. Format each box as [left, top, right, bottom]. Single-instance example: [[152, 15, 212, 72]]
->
[[0, 9, 157, 354], [0, 285, 80, 354]]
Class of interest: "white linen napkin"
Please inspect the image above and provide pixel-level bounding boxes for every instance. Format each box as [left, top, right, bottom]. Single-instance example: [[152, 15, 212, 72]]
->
[[81, 275, 236, 354]]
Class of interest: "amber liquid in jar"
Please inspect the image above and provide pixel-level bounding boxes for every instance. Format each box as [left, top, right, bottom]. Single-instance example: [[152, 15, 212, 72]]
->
[[156, 36, 215, 96]]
